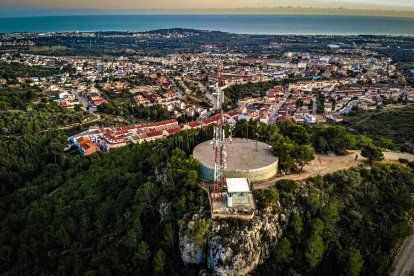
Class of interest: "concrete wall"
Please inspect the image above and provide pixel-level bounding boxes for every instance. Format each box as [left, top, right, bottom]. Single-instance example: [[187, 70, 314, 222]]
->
[[199, 160, 278, 182]]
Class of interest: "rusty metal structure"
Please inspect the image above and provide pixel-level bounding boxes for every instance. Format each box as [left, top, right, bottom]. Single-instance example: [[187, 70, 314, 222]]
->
[[212, 62, 226, 201]]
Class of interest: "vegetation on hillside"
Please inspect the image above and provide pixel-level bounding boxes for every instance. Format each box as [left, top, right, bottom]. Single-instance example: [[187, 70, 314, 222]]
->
[[0, 113, 217, 274], [0, 85, 41, 110], [223, 78, 308, 110], [0, 111, 404, 275], [0, 61, 74, 80], [223, 81, 279, 109], [1, 81, 407, 275], [343, 104, 414, 153], [255, 162, 414, 275], [98, 102, 171, 122], [0, 141, 207, 274], [7, 31, 409, 61]]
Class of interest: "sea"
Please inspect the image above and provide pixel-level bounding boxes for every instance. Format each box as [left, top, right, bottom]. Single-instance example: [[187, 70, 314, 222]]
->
[[0, 15, 414, 35]]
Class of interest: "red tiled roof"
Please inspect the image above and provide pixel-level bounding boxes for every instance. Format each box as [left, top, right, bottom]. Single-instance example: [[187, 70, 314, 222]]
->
[[202, 114, 221, 125], [226, 111, 242, 118], [146, 130, 163, 138], [167, 127, 181, 134], [82, 142, 100, 156], [93, 99, 106, 105], [188, 121, 201, 128]]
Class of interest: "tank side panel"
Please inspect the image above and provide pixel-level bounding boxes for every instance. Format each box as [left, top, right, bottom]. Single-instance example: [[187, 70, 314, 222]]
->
[[199, 163, 215, 181], [224, 160, 278, 182], [198, 160, 278, 182]]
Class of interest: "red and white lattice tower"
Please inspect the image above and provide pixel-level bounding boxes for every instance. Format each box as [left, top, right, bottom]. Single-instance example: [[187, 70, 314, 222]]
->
[[212, 62, 226, 202]]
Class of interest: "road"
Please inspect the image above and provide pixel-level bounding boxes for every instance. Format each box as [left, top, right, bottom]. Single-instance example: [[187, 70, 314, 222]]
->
[[254, 150, 414, 190], [339, 99, 359, 115], [198, 81, 217, 109], [269, 89, 291, 124], [312, 96, 318, 115], [73, 91, 90, 111], [201, 82, 231, 118], [391, 230, 414, 276], [205, 87, 217, 109]]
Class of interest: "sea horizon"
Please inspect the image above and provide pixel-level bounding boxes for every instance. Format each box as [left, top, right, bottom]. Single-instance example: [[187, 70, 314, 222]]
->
[[0, 14, 414, 35], [2, 13, 414, 19]]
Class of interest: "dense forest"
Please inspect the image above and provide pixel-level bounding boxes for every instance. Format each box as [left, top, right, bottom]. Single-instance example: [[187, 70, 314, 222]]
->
[[223, 81, 279, 109], [255, 162, 414, 275], [0, 85, 40, 110], [0, 85, 89, 195], [0, 143, 207, 274], [0, 119, 217, 274]]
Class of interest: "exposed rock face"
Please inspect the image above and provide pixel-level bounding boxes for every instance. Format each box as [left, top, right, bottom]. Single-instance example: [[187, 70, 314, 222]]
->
[[179, 232, 205, 265], [179, 215, 207, 265], [207, 205, 285, 275], [179, 205, 285, 275], [158, 201, 170, 223]]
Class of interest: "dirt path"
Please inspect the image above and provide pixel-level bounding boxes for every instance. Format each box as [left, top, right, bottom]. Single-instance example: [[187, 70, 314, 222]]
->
[[254, 150, 414, 190], [38, 113, 101, 133], [391, 231, 414, 276], [57, 113, 101, 130]]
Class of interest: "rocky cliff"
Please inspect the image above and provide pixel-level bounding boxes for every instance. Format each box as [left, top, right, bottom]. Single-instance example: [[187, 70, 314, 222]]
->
[[179, 203, 286, 275]]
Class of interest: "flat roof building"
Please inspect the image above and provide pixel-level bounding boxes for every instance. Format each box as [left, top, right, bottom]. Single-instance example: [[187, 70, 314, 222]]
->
[[226, 178, 250, 193], [226, 178, 254, 210]]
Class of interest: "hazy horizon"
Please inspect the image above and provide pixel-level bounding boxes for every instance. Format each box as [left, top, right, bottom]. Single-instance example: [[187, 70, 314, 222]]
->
[[1, 0, 414, 18]]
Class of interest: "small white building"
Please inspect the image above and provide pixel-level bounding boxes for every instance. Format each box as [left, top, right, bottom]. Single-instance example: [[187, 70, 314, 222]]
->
[[226, 178, 252, 208]]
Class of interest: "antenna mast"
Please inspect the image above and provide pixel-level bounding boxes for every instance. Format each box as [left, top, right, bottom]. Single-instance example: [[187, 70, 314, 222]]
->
[[213, 61, 226, 202]]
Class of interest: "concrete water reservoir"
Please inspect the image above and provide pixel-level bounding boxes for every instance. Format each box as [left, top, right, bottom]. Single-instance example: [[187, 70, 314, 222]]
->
[[193, 138, 278, 182]]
